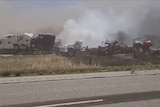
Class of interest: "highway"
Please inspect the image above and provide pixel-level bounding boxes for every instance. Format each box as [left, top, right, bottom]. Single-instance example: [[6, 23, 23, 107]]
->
[[0, 70, 160, 107]]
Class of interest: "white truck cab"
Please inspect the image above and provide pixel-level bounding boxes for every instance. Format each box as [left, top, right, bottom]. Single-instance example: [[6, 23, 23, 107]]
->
[[0, 33, 33, 50], [0, 34, 16, 49]]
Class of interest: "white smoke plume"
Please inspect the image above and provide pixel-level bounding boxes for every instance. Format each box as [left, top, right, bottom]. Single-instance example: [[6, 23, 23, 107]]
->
[[58, 8, 139, 47], [58, 1, 160, 47], [58, 10, 108, 47], [1, 1, 160, 47]]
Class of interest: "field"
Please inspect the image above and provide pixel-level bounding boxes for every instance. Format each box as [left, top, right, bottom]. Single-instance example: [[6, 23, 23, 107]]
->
[[0, 54, 160, 77]]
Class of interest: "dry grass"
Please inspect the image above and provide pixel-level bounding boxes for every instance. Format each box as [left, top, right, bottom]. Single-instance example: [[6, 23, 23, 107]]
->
[[0, 55, 160, 77], [0, 55, 101, 76]]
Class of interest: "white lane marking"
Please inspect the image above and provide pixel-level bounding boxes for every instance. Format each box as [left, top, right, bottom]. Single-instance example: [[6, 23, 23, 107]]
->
[[35, 99, 103, 107]]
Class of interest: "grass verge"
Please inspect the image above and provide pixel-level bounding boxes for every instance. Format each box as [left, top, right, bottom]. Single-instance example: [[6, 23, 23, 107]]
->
[[0, 55, 159, 77]]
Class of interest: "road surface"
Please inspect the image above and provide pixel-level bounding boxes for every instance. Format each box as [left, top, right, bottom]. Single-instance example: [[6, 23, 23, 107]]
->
[[0, 70, 160, 107]]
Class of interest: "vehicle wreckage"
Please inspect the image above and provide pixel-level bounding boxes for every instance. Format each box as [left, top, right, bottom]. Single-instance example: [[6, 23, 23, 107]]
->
[[133, 37, 160, 57], [0, 32, 159, 58], [87, 40, 132, 56], [54, 40, 86, 57]]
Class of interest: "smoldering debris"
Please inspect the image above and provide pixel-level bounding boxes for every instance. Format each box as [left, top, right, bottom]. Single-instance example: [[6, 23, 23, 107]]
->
[[109, 31, 133, 46]]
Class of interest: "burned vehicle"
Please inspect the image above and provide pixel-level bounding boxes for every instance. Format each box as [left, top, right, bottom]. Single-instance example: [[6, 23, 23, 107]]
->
[[97, 40, 124, 56], [133, 38, 152, 57], [54, 40, 87, 57], [64, 41, 85, 56], [30, 33, 55, 54], [67, 40, 85, 55], [86, 47, 98, 55], [97, 40, 113, 56]]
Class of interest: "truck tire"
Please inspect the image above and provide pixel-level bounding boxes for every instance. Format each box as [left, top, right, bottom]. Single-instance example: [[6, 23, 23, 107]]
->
[[68, 48, 75, 57], [21, 45, 28, 54], [13, 44, 20, 54], [133, 43, 143, 58]]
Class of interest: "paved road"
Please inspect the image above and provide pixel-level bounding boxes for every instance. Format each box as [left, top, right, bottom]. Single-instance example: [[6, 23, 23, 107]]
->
[[0, 70, 160, 107]]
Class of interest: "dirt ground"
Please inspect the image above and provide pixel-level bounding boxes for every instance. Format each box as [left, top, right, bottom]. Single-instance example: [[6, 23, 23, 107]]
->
[[70, 54, 160, 66]]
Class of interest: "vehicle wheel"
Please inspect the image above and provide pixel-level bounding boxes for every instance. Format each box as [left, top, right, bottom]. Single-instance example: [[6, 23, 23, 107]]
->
[[133, 43, 143, 58], [68, 48, 75, 57], [14, 45, 19, 49], [13, 45, 20, 54], [133, 47, 137, 58], [21, 45, 28, 55]]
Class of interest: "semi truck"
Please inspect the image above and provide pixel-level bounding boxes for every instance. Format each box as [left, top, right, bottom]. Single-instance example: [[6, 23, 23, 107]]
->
[[0, 33, 55, 54]]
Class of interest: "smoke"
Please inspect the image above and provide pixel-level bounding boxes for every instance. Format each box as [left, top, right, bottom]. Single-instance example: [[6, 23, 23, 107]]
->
[[1, 1, 160, 47], [131, 2, 160, 48], [58, 5, 141, 47], [58, 10, 108, 47], [58, 1, 160, 47], [0, 1, 81, 35], [109, 31, 132, 46]]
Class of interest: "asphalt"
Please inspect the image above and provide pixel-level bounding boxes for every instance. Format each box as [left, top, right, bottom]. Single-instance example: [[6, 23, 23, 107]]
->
[[2, 90, 160, 107], [0, 70, 160, 107], [90, 99, 160, 107]]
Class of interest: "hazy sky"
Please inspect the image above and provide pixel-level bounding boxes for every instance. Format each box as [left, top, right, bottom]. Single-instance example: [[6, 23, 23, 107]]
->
[[1, 0, 160, 46], [0, 0, 79, 35], [0, 0, 156, 34]]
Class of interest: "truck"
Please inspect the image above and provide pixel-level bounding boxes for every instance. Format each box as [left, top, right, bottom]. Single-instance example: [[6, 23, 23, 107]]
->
[[30, 33, 55, 54], [0, 33, 33, 54], [0, 33, 55, 54]]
